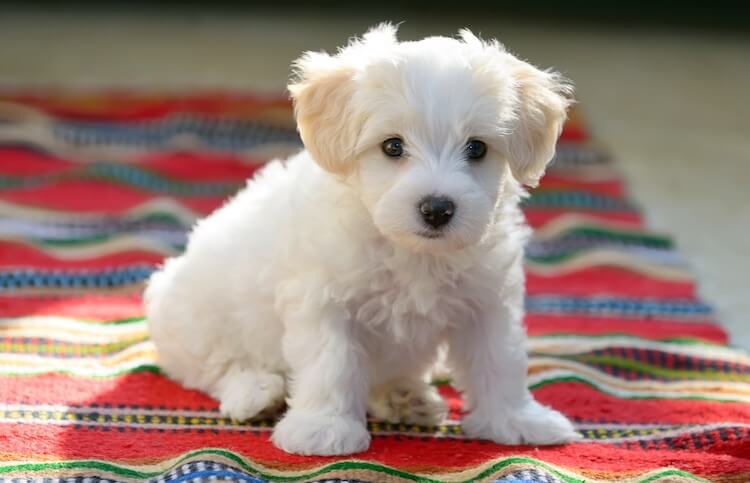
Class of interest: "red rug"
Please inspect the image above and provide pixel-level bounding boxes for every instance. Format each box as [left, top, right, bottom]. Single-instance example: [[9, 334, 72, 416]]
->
[[0, 91, 748, 482]]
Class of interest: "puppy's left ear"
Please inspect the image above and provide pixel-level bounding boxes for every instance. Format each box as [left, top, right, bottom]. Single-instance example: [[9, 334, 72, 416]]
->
[[288, 52, 360, 175], [505, 59, 573, 187]]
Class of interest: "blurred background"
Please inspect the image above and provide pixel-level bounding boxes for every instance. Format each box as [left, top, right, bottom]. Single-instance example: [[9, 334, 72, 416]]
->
[[1, 3, 748, 347]]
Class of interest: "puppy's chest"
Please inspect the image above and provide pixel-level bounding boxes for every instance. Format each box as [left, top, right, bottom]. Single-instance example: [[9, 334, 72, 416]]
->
[[347, 257, 482, 343]]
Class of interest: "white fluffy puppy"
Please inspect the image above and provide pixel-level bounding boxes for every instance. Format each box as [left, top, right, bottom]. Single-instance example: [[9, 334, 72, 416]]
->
[[145, 24, 580, 456]]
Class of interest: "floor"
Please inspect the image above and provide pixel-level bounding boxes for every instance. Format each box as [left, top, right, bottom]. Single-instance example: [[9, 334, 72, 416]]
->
[[1, 9, 748, 348]]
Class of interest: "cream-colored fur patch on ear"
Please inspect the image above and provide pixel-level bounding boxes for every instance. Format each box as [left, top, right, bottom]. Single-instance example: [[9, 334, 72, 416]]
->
[[288, 54, 361, 176], [288, 24, 401, 175], [505, 60, 574, 187]]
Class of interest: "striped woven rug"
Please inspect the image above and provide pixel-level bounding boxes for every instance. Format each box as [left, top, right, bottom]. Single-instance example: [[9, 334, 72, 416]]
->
[[0, 92, 748, 483]]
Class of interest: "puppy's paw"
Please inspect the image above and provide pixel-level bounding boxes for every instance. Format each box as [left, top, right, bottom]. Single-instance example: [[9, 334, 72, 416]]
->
[[272, 410, 371, 455], [368, 378, 447, 426], [462, 400, 580, 445], [218, 372, 285, 421]]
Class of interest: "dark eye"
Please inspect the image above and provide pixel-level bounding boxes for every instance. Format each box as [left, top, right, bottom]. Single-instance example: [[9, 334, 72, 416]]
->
[[465, 140, 487, 161], [382, 137, 404, 158]]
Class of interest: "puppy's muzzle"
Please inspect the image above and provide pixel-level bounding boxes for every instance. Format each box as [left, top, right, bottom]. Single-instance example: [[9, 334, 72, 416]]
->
[[419, 196, 455, 229]]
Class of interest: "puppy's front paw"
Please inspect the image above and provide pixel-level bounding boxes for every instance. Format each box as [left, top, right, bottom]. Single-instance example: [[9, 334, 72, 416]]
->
[[462, 400, 580, 445], [272, 410, 371, 456], [368, 379, 447, 426]]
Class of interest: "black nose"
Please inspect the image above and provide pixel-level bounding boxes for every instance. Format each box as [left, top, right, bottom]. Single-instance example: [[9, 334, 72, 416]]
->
[[419, 196, 455, 229]]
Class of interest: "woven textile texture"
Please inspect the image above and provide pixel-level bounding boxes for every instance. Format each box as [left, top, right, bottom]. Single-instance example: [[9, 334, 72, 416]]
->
[[0, 92, 748, 483]]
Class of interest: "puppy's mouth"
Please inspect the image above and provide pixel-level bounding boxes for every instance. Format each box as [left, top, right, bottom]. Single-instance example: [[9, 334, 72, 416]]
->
[[416, 229, 445, 239]]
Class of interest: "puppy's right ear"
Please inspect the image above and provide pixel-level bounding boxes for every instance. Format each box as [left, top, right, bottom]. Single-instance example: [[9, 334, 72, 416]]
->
[[288, 52, 360, 175]]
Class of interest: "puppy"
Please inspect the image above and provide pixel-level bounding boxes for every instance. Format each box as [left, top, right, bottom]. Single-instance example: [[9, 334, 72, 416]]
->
[[145, 24, 580, 456]]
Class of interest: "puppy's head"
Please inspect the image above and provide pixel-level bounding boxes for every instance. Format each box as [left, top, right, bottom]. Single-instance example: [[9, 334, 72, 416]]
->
[[289, 24, 572, 253]]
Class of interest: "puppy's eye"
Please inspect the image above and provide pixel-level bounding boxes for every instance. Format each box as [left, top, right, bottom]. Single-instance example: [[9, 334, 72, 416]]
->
[[382, 138, 404, 158], [465, 140, 487, 161]]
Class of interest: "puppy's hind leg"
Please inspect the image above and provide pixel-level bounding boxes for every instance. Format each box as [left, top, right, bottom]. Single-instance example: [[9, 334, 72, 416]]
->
[[214, 365, 286, 421]]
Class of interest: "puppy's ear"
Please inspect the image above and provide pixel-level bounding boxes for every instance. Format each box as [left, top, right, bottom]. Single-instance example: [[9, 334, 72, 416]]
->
[[288, 52, 361, 175], [505, 59, 573, 187]]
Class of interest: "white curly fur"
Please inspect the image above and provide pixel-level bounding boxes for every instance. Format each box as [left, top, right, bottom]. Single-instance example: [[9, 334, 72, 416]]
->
[[145, 24, 580, 456]]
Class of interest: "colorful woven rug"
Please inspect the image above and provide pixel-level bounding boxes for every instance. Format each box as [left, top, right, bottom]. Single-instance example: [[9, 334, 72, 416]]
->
[[0, 91, 748, 483]]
